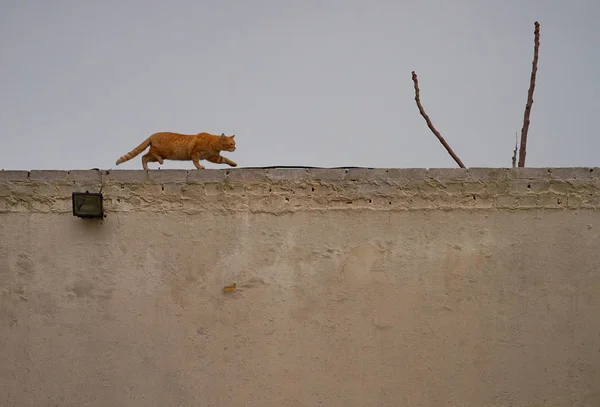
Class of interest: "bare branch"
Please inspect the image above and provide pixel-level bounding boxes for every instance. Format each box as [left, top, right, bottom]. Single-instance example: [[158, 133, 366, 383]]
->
[[518, 21, 540, 167], [512, 131, 518, 168], [411, 71, 466, 168]]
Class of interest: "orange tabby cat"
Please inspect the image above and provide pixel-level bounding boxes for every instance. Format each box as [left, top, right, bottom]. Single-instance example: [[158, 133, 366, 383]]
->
[[115, 132, 237, 170]]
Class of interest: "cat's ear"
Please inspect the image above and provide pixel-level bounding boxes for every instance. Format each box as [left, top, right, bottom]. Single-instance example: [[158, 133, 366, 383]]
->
[[220, 133, 226, 140], [231, 134, 235, 139]]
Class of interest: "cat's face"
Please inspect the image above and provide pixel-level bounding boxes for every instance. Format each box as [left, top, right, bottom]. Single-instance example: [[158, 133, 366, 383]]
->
[[220, 133, 236, 151]]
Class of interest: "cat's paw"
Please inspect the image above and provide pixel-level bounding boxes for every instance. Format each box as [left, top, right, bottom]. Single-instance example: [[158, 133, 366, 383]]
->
[[229, 161, 238, 167]]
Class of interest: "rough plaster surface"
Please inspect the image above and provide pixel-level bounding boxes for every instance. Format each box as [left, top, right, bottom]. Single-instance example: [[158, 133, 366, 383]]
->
[[0, 168, 599, 406]]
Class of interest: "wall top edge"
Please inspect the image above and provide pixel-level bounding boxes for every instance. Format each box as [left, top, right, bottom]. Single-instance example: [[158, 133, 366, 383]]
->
[[0, 167, 598, 183]]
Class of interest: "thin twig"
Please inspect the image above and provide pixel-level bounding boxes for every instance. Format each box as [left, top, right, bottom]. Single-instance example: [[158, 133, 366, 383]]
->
[[411, 71, 466, 168], [512, 131, 518, 168], [518, 21, 540, 167]]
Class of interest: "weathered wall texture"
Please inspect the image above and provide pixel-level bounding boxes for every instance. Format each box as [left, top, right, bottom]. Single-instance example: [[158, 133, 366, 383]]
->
[[1, 167, 599, 407]]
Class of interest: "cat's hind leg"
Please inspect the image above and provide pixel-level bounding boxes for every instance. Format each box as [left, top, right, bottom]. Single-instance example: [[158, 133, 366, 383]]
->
[[207, 155, 237, 167], [151, 151, 164, 165], [141, 152, 158, 170]]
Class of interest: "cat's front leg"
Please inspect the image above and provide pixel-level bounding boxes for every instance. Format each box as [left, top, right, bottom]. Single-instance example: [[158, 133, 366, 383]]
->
[[191, 153, 205, 169], [207, 155, 237, 167], [222, 156, 238, 167]]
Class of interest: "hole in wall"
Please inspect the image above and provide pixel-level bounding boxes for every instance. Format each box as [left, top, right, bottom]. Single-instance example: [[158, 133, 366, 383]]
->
[[161, 185, 164, 192], [557, 198, 562, 205], [527, 184, 531, 189], [473, 195, 476, 200], [285, 197, 289, 202], [368, 199, 372, 204], [311, 187, 315, 192], [388, 201, 392, 205], [590, 168, 594, 173], [117, 199, 120, 203], [269, 188, 272, 193]]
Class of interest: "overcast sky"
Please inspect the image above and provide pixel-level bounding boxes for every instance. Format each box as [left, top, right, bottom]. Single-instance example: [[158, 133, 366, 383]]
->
[[1, 1, 598, 170]]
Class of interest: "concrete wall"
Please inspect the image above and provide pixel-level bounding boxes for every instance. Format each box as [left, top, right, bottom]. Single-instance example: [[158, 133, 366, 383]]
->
[[1, 167, 599, 407]]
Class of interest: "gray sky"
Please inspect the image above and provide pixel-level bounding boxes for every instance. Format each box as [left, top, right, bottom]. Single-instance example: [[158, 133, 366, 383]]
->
[[1, 1, 598, 170]]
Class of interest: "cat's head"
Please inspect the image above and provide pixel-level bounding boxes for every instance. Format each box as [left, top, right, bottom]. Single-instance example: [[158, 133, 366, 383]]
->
[[220, 133, 236, 151]]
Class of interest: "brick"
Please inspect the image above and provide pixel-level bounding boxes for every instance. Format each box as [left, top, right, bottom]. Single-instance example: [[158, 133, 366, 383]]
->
[[468, 168, 509, 181], [565, 194, 599, 208], [515, 195, 538, 208], [66, 170, 103, 182], [105, 170, 148, 183], [226, 169, 268, 182], [181, 184, 205, 199], [566, 195, 584, 208], [394, 180, 421, 194], [508, 179, 549, 194], [395, 168, 427, 180], [0, 170, 29, 181], [160, 183, 183, 195], [411, 195, 435, 209], [549, 167, 598, 180], [432, 180, 462, 194], [547, 168, 575, 180], [204, 183, 223, 196], [267, 168, 308, 182], [0, 183, 10, 197], [509, 168, 551, 180], [187, 169, 226, 183], [307, 169, 347, 181], [56, 185, 85, 196], [537, 193, 566, 208], [29, 170, 69, 182], [496, 195, 517, 208], [356, 183, 397, 197], [582, 193, 600, 207], [569, 180, 599, 195], [417, 180, 441, 195], [147, 170, 187, 184], [9, 184, 34, 197], [347, 168, 387, 181], [472, 195, 495, 209], [388, 195, 412, 209], [34, 185, 58, 196], [378, 169, 411, 180], [548, 180, 575, 194], [427, 168, 469, 181], [462, 182, 485, 194]]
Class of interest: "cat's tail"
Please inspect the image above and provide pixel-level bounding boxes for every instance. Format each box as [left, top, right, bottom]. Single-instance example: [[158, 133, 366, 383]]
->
[[115, 136, 152, 165]]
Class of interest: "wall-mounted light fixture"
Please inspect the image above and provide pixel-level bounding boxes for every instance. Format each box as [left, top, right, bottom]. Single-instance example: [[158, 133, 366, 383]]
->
[[72, 191, 103, 218]]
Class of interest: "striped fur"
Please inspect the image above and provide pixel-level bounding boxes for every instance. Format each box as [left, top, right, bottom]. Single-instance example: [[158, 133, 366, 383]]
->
[[115, 132, 237, 170]]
